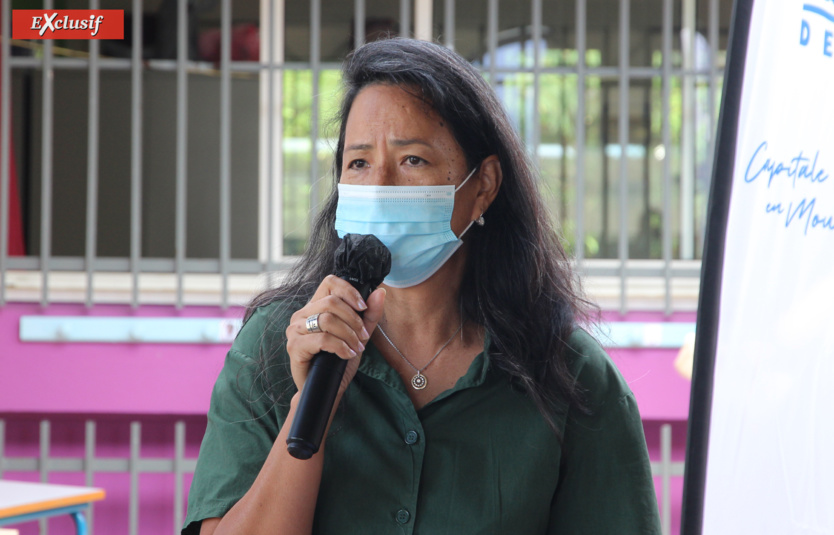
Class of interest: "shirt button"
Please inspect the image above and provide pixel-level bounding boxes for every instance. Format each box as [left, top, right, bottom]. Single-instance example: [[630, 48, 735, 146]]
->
[[404, 430, 419, 445], [396, 509, 411, 524]]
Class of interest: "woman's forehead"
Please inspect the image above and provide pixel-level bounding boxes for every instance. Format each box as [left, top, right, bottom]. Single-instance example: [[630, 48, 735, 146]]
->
[[345, 84, 444, 139]]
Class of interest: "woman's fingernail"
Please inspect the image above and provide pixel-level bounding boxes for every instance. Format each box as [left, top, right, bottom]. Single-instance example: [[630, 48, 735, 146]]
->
[[361, 326, 370, 340], [349, 348, 357, 358], [357, 298, 368, 310], [358, 341, 366, 352]]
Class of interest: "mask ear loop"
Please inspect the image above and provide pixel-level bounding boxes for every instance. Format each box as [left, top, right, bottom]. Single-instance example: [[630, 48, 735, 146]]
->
[[457, 219, 476, 239], [454, 167, 479, 193], [455, 167, 481, 239]]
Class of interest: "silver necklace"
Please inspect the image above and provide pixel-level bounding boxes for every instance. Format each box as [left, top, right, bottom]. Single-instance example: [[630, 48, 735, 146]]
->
[[377, 320, 463, 390]]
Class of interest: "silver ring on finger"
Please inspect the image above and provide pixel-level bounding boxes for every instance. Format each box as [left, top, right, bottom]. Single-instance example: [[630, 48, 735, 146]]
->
[[305, 313, 323, 334]]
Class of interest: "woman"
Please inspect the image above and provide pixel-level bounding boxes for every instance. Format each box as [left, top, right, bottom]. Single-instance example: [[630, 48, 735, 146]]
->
[[184, 38, 660, 534]]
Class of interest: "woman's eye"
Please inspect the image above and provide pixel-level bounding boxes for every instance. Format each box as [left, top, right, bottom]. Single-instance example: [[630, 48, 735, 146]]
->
[[405, 155, 426, 166], [348, 159, 367, 170]]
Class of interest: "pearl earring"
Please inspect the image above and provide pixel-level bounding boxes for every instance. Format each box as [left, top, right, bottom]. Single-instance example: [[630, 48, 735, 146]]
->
[[476, 215, 485, 226]]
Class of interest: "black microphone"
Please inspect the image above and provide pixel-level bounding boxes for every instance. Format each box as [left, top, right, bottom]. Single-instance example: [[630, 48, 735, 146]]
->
[[286, 234, 391, 460]]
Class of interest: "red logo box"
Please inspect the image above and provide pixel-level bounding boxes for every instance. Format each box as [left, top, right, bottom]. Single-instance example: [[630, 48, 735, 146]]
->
[[12, 10, 124, 40]]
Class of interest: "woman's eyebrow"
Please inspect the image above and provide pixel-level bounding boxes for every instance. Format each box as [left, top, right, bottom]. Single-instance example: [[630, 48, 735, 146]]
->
[[391, 138, 432, 148], [345, 143, 372, 152], [346, 139, 433, 152]]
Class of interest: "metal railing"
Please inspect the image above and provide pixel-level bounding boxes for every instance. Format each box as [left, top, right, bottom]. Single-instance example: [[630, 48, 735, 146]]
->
[[0, 418, 684, 535], [0, 0, 727, 313], [0, 418, 195, 535]]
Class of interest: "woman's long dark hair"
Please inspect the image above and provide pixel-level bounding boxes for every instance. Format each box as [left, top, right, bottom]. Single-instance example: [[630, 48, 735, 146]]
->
[[248, 38, 594, 431]]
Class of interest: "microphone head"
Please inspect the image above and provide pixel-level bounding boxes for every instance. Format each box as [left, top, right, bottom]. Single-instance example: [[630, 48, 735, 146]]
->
[[333, 234, 392, 289]]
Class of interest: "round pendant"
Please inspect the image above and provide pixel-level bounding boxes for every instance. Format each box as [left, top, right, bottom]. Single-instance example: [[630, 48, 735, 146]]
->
[[411, 372, 427, 390]]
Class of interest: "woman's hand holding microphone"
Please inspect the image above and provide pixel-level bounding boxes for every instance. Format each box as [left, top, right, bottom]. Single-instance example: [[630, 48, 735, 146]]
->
[[286, 274, 386, 400]]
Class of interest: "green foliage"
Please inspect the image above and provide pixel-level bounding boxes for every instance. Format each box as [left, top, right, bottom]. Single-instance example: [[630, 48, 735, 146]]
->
[[282, 70, 343, 137]]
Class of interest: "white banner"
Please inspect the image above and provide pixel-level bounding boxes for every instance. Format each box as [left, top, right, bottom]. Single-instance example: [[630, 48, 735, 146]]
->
[[703, 1, 834, 533]]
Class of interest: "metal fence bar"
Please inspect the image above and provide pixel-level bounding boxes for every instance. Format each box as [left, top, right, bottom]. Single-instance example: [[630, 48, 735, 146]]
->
[[219, 0, 232, 309], [309, 0, 321, 223], [1, 454, 201, 474], [39, 420, 50, 482], [443, 0, 455, 49], [575, 0, 587, 264], [4, 52, 723, 77], [354, 0, 366, 50], [130, 0, 144, 309], [9, 57, 134, 69], [175, 0, 189, 309], [487, 0, 497, 86], [40, 0, 56, 308], [40, 419, 50, 534], [85, 0, 101, 309], [400, 0, 411, 37], [2, 255, 698, 277], [4, 255, 285, 272], [266, 0, 276, 272], [617, 0, 630, 315], [0, 0, 10, 306], [85, 420, 96, 535], [4, 255, 699, 277], [414, 0, 432, 41], [6, 54, 717, 76], [461, 65, 709, 77], [531, 0, 542, 162], [680, 0, 695, 260], [662, 0, 672, 316], [259, 0, 283, 272], [174, 421, 185, 535], [708, 0, 719, 176], [129, 422, 141, 535], [661, 423, 672, 535], [274, 0, 284, 264]]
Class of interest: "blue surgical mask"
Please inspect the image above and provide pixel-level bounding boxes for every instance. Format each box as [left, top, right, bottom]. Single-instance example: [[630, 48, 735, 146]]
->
[[334, 168, 478, 288]]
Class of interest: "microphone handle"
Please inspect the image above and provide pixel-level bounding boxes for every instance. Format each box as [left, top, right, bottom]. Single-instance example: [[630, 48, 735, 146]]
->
[[286, 281, 375, 460]]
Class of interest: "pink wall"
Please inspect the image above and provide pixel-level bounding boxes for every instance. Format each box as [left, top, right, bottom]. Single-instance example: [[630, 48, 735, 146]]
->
[[0, 303, 696, 419], [0, 303, 239, 415], [605, 309, 696, 422], [0, 303, 695, 534]]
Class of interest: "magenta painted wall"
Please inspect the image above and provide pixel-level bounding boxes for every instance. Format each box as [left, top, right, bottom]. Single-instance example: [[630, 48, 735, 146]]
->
[[604, 310, 695, 421], [0, 303, 695, 419], [0, 303, 240, 415], [1, 303, 694, 534]]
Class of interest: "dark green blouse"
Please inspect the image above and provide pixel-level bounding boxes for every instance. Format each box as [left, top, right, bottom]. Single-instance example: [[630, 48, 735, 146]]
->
[[183, 302, 660, 534]]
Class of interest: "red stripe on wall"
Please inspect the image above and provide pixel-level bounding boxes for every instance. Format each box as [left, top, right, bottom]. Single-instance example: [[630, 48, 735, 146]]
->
[[2, 8, 25, 256]]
